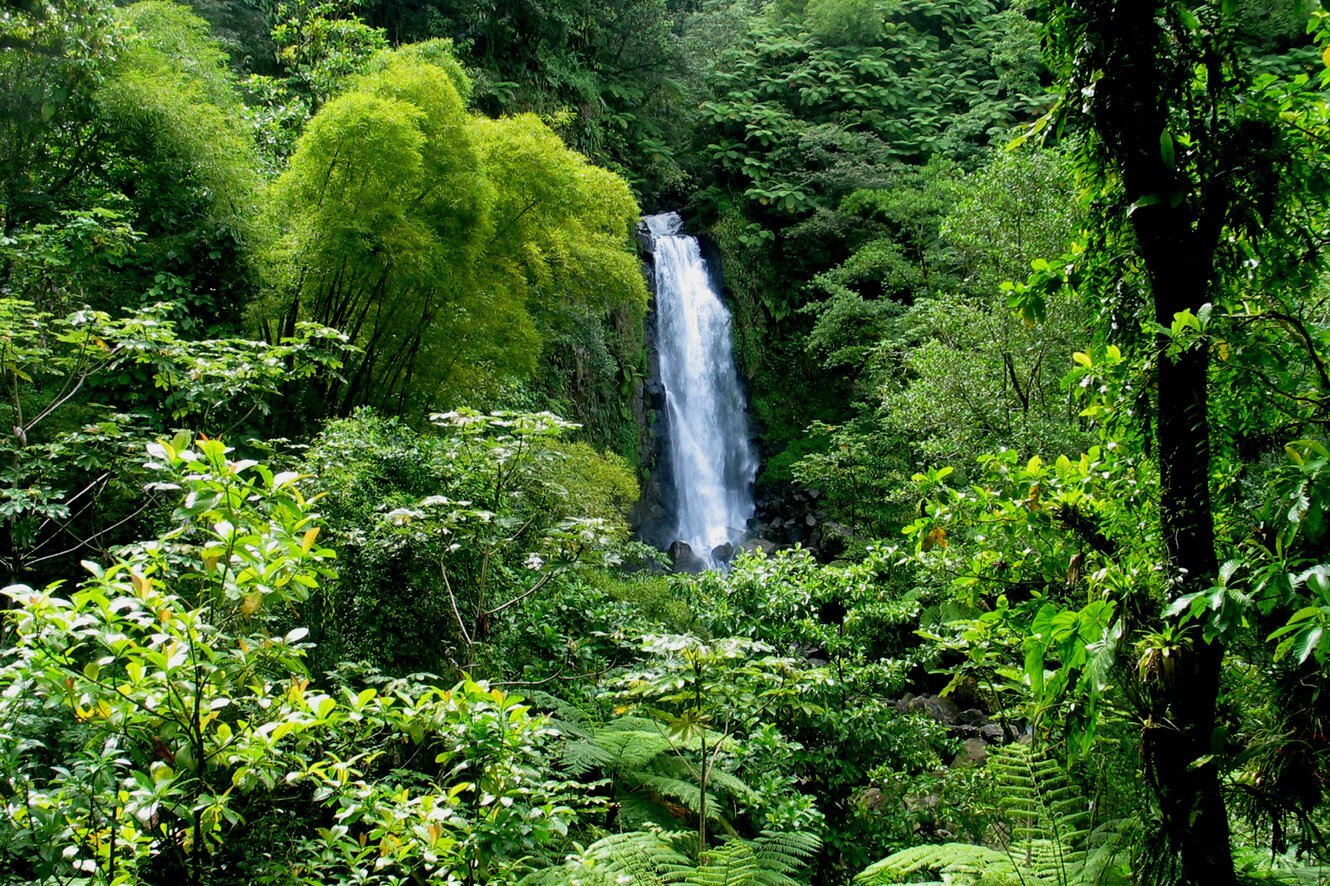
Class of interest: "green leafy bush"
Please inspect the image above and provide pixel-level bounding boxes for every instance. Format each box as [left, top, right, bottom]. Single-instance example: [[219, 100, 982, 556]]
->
[[302, 409, 631, 677], [0, 437, 588, 884]]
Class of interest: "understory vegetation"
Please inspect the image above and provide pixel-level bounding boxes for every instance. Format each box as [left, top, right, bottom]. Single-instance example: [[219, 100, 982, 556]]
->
[[2, 0, 1330, 883]]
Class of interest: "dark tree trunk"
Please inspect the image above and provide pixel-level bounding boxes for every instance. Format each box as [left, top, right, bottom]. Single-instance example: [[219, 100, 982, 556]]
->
[[1138, 228, 1234, 886], [1081, 0, 1236, 880]]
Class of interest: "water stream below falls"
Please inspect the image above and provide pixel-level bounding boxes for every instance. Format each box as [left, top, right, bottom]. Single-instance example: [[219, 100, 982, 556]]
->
[[645, 212, 757, 566]]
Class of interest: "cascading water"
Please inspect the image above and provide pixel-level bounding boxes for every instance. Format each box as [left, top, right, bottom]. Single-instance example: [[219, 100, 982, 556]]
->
[[645, 212, 758, 564]]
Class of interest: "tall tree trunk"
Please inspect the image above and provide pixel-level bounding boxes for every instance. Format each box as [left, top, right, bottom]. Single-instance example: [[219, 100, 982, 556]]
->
[[1084, 0, 1236, 880], [1145, 255, 1233, 883]]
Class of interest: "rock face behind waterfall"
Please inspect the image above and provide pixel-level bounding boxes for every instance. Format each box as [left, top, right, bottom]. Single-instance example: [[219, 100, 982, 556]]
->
[[631, 226, 676, 549], [637, 212, 758, 568]]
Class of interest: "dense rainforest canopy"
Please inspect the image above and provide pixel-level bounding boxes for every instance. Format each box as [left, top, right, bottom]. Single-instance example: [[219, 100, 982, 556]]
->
[[2, 0, 1330, 883]]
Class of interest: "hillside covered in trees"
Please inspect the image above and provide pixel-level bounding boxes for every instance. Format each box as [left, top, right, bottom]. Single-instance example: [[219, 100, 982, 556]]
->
[[2, 0, 1330, 883]]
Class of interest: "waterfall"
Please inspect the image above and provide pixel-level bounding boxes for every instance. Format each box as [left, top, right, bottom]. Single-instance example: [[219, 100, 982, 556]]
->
[[645, 212, 757, 564]]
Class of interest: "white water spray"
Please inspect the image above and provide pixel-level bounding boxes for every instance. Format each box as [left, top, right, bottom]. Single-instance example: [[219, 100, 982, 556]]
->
[[646, 212, 757, 562]]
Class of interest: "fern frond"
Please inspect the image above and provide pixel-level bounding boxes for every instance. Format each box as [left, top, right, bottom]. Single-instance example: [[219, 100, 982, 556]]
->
[[704, 767, 760, 804], [535, 831, 692, 885], [520, 830, 818, 886], [745, 830, 821, 871], [1009, 838, 1087, 886], [586, 831, 693, 879], [857, 744, 1115, 886], [675, 831, 821, 886], [533, 693, 609, 778], [529, 691, 598, 729], [563, 736, 613, 778], [618, 788, 695, 831], [990, 743, 1090, 884], [594, 727, 676, 770], [635, 773, 725, 822], [854, 843, 1020, 885], [679, 843, 766, 886], [1078, 819, 1132, 885]]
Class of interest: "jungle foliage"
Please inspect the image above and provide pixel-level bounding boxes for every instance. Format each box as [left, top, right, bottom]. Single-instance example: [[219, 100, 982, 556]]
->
[[3, 0, 1330, 884]]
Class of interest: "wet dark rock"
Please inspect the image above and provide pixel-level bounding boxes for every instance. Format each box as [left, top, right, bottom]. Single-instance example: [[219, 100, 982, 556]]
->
[[952, 738, 989, 767], [751, 480, 822, 548], [909, 695, 961, 724], [742, 538, 777, 556], [905, 793, 940, 812], [798, 643, 829, 667], [815, 521, 854, 561], [668, 540, 707, 574], [954, 708, 989, 727], [711, 542, 735, 565], [636, 221, 656, 254]]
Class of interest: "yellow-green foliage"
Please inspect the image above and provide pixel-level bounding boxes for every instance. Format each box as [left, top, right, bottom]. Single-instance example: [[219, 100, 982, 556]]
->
[[371, 38, 473, 103], [542, 439, 639, 540], [608, 574, 693, 631], [473, 114, 648, 319], [265, 41, 647, 413], [100, 2, 261, 238], [266, 49, 512, 405]]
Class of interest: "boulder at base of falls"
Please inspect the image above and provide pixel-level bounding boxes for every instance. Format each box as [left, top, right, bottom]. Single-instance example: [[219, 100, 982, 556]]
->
[[898, 694, 961, 724], [814, 521, 854, 561], [711, 542, 735, 565], [952, 738, 989, 767], [741, 538, 777, 556], [668, 540, 707, 574]]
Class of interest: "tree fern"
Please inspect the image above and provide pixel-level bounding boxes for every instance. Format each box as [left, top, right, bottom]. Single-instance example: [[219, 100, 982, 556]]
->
[[683, 831, 822, 885], [518, 831, 693, 885], [585, 720, 676, 772], [534, 691, 608, 778], [637, 773, 725, 823], [855, 744, 1127, 886], [558, 716, 754, 832], [521, 830, 820, 886], [855, 843, 1021, 885], [705, 766, 761, 806], [989, 742, 1091, 883]]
